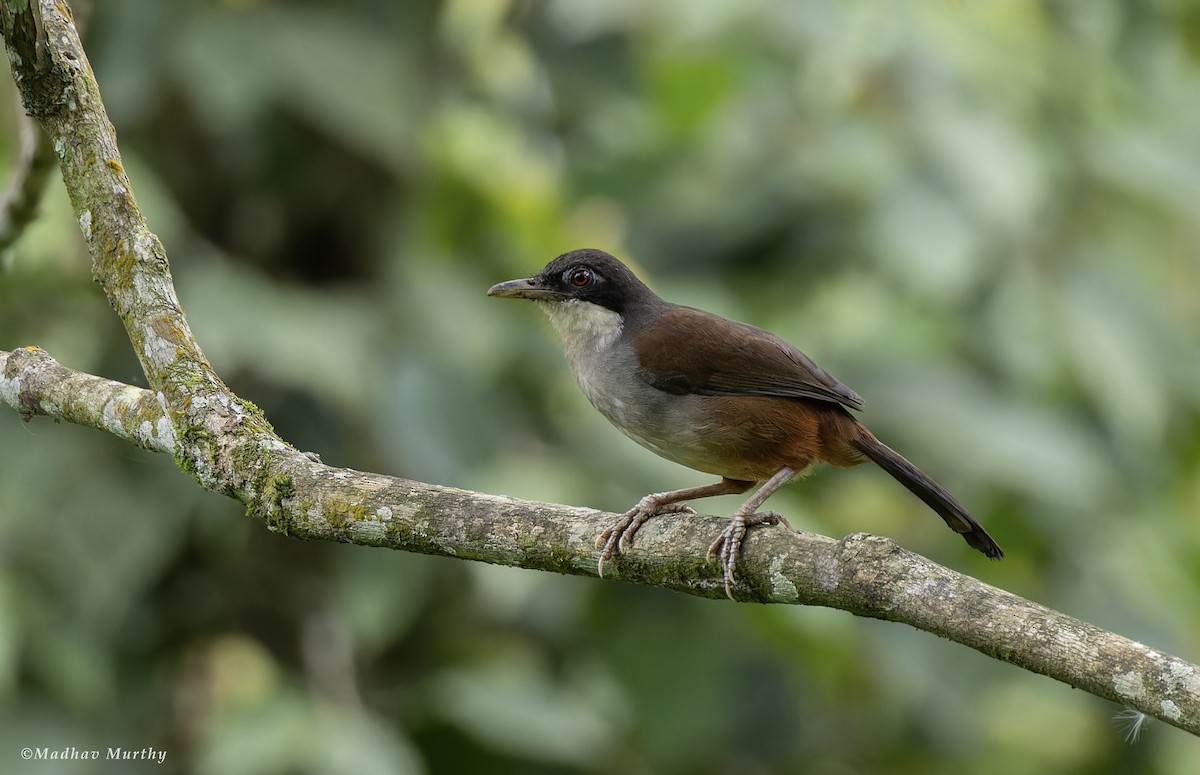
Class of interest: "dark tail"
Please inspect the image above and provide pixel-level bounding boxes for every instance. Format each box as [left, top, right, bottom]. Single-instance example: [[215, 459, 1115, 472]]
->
[[850, 433, 1003, 559]]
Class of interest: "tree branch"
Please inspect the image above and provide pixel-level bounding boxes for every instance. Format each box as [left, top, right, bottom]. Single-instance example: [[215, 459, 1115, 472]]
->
[[0, 104, 57, 258], [2, 0, 1197, 738], [0, 0, 87, 260], [3, 345, 1199, 735]]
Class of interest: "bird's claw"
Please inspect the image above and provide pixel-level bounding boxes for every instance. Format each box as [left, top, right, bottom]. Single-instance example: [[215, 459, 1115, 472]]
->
[[706, 511, 788, 600], [596, 498, 696, 578]]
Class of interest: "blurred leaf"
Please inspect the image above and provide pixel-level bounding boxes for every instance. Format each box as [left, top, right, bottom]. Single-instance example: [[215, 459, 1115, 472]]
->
[[427, 660, 616, 766]]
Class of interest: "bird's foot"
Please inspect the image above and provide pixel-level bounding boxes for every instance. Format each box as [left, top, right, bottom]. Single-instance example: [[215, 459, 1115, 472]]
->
[[596, 495, 696, 578], [706, 511, 791, 600]]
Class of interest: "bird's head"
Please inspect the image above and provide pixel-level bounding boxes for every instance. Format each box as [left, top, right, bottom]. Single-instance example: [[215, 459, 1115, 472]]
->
[[488, 249, 657, 350]]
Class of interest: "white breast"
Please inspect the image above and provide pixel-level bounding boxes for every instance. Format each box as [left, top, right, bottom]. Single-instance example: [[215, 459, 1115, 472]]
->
[[538, 299, 627, 415]]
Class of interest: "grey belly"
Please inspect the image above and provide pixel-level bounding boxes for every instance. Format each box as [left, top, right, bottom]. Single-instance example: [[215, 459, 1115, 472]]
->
[[581, 373, 733, 476]]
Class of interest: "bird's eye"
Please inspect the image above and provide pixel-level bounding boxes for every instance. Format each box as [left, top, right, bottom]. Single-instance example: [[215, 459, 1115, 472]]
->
[[567, 267, 593, 288]]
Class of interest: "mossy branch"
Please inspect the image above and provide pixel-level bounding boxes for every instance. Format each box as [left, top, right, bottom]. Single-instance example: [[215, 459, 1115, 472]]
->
[[3, 346, 1200, 737], [2, 0, 1198, 739]]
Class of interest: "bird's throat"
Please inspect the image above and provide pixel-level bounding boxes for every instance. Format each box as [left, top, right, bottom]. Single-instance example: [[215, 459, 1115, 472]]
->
[[537, 299, 624, 363]]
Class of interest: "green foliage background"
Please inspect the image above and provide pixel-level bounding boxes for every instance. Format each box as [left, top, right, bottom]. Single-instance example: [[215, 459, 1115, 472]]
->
[[3, 1, 1199, 772]]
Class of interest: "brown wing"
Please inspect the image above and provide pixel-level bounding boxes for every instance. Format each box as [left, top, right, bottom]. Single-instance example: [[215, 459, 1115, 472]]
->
[[631, 305, 864, 411]]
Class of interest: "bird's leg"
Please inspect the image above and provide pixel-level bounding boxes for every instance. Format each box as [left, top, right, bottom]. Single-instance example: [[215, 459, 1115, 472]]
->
[[707, 467, 797, 600], [597, 478, 752, 578]]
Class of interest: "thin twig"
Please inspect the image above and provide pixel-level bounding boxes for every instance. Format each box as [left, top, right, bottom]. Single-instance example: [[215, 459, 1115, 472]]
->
[[0, 109, 57, 259]]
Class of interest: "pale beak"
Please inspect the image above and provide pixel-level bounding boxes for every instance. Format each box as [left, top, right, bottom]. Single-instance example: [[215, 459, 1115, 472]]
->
[[487, 277, 567, 300]]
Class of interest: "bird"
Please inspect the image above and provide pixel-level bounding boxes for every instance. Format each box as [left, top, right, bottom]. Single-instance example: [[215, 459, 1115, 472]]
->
[[488, 249, 1002, 598]]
